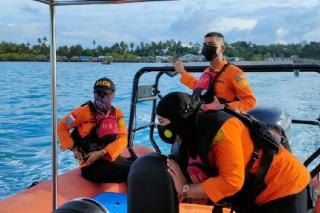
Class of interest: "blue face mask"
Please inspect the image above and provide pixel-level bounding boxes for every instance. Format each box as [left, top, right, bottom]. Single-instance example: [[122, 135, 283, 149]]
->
[[94, 93, 113, 113]]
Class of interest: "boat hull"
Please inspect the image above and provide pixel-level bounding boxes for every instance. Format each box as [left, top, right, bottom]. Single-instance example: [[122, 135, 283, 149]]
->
[[1, 146, 319, 213], [0, 145, 152, 213]]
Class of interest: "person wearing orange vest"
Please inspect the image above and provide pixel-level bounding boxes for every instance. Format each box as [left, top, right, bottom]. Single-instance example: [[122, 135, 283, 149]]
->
[[58, 77, 131, 183], [174, 32, 256, 112], [156, 92, 311, 213]]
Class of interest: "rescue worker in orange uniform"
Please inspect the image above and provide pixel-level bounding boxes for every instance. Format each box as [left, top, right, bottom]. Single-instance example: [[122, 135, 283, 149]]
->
[[156, 92, 311, 213], [58, 77, 131, 183], [174, 32, 256, 112]]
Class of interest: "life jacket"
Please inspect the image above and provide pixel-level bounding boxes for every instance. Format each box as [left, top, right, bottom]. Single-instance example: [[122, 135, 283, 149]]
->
[[187, 155, 208, 183], [71, 101, 119, 154], [194, 108, 288, 210], [186, 155, 211, 205], [193, 63, 230, 104]]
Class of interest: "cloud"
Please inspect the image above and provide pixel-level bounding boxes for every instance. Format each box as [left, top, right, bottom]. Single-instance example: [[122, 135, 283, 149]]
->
[[59, 30, 136, 46], [54, 1, 178, 45], [275, 27, 288, 44], [210, 18, 257, 32], [242, 4, 320, 44], [0, 0, 319, 46], [20, 3, 39, 15], [0, 21, 48, 43], [168, 1, 320, 44], [217, 0, 319, 11]]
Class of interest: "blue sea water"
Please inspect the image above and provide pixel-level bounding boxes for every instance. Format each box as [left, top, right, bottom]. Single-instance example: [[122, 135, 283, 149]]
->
[[0, 62, 319, 200]]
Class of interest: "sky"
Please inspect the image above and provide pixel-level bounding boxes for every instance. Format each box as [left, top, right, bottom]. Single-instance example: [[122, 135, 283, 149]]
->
[[0, 0, 319, 47]]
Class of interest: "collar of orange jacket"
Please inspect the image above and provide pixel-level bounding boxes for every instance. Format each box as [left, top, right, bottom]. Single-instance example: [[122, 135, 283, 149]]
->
[[210, 59, 228, 72]]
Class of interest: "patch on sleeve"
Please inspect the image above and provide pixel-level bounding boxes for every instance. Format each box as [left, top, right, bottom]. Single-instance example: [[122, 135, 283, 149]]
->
[[212, 129, 224, 145], [118, 117, 126, 127], [66, 113, 76, 126], [236, 74, 248, 89]]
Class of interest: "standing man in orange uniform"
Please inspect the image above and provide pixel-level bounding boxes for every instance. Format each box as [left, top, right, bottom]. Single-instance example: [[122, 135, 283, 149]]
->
[[156, 92, 311, 213], [58, 77, 131, 183], [174, 32, 256, 112]]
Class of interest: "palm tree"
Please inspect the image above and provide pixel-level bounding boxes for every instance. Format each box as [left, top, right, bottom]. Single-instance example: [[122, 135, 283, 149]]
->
[[130, 42, 134, 53], [42, 36, 47, 44], [41, 37, 48, 56]]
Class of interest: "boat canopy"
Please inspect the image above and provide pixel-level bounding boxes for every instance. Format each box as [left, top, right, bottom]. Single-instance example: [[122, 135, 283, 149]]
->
[[34, 0, 173, 6]]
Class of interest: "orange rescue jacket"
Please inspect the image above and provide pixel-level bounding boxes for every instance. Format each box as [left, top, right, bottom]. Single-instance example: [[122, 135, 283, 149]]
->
[[58, 104, 128, 162], [180, 59, 256, 112], [201, 117, 310, 205]]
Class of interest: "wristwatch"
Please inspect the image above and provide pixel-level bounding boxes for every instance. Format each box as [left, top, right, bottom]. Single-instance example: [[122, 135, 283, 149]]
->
[[182, 184, 190, 197], [101, 150, 108, 159]]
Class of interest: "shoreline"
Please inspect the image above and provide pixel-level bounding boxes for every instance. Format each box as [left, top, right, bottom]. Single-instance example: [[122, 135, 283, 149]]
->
[[0, 60, 319, 65]]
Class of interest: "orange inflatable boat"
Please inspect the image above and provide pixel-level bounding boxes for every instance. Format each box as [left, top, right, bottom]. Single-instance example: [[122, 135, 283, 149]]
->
[[0, 146, 149, 213], [0, 145, 245, 213]]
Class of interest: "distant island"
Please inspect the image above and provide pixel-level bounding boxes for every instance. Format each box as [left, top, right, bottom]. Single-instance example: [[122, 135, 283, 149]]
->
[[0, 38, 319, 64]]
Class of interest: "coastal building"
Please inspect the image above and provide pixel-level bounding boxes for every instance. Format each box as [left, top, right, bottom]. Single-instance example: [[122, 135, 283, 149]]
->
[[79, 55, 93, 62], [179, 54, 204, 62], [155, 56, 172, 63]]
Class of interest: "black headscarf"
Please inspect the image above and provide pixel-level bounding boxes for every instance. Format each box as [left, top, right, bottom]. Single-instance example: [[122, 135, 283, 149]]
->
[[156, 92, 199, 159], [156, 92, 198, 124]]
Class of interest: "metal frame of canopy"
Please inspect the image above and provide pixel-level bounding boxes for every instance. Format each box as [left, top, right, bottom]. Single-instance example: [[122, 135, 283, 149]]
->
[[127, 64, 320, 174], [34, 0, 171, 6], [33, 0, 174, 211]]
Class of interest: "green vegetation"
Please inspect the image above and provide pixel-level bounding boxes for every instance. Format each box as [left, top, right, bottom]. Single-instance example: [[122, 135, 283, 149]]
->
[[224, 41, 320, 61], [1, 38, 320, 62]]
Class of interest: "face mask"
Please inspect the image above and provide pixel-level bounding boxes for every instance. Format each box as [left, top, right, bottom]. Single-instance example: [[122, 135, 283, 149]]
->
[[94, 93, 112, 113], [157, 123, 178, 144], [201, 45, 217, 61]]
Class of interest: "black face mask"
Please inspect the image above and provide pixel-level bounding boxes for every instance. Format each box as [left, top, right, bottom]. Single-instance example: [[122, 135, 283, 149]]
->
[[201, 45, 217, 61], [157, 123, 178, 144]]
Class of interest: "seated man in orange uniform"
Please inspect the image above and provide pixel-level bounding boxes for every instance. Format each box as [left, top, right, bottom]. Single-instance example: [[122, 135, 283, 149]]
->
[[174, 32, 256, 112], [58, 77, 131, 183], [156, 92, 311, 213]]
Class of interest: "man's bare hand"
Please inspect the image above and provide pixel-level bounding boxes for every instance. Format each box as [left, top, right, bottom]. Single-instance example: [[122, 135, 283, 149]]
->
[[200, 96, 225, 111], [84, 150, 104, 166], [167, 158, 187, 194], [71, 147, 84, 161], [174, 61, 186, 74]]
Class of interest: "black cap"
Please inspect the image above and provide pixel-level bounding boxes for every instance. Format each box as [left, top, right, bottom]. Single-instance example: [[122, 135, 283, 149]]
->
[[93, 78, 115, 95]]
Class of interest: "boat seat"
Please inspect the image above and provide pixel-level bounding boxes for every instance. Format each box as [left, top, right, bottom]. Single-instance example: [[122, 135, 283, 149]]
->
[[137, 85, 158, 102]]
